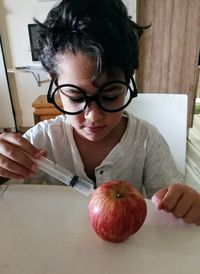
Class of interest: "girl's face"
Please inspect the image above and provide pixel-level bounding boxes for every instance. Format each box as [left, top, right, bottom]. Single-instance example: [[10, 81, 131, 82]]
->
[[56, 52, 125, 142]]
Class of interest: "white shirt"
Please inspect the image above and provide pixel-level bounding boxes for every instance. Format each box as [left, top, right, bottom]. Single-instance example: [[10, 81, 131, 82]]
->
[[23, 112, 184, 198]]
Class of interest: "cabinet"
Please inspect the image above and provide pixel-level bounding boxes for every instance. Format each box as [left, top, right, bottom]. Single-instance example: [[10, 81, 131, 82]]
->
[[32, 95, 62, 124]]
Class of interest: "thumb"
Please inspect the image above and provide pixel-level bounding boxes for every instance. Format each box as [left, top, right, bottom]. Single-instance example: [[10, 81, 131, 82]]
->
[[151, 187, 168, 210]]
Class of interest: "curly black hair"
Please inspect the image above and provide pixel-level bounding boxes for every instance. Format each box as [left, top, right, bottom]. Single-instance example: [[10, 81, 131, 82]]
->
[[35, 0, 146, 82]]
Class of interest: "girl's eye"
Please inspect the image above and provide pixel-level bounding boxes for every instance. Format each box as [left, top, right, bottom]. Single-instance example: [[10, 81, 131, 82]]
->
[[60, 88, 81, 96], [59, 89, 85, 103], [100, 84, 127, 101], [101, 95, 118, 101], [100, 90, 125, 101], [68, 97, 85, 104]]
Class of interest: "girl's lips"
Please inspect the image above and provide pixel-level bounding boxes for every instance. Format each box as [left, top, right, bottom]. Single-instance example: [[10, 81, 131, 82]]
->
[[84, 125, 106, 133]]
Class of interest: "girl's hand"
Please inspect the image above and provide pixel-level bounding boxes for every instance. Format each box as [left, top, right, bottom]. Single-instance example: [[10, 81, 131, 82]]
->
[[152, 183, 200, 225], [0, 132, 46, 179]]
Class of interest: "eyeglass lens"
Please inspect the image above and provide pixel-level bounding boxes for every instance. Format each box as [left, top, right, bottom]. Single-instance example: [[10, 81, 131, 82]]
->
[[53, 82, 132, 113]]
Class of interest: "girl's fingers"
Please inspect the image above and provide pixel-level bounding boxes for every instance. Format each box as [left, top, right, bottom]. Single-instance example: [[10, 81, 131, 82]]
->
[[0, 133, 47, 179], [151, 187, 168, 210], [0, 141, 38, 172], [0, 132, 44, 159], [0, 157, 36, 179]]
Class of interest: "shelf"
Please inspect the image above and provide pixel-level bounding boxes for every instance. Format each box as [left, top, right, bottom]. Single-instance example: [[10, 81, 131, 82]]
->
[[7, 68, 50, 86]]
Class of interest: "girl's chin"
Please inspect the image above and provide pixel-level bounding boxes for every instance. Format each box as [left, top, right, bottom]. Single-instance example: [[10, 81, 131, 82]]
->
[[82, 132, 106, 142], [78, 128, 109, 142]]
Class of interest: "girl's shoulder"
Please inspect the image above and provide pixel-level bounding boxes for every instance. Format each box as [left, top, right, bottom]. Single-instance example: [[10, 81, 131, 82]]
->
[[124, 111, 160, 137], [23, 115, 72, 145], [24, 115, 68, 135]]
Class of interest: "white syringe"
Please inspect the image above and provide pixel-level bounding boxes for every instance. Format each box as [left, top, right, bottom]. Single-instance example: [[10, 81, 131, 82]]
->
[[36, 157, 94, 196]]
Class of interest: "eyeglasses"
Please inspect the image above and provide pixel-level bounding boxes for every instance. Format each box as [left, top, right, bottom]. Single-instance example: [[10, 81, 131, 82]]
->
[[47, 76, 138, 115]]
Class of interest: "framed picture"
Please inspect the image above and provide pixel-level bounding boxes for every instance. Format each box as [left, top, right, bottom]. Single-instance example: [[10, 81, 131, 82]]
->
[[28, 24, 40, 61]]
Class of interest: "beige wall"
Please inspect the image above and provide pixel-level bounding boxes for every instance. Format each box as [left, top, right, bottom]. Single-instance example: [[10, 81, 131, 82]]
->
[[0, 0, 136, 128], [0, 0, 57, 127]]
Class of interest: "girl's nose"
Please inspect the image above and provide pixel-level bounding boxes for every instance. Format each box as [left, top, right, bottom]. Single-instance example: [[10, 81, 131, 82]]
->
[[84, 102, 104, 122]]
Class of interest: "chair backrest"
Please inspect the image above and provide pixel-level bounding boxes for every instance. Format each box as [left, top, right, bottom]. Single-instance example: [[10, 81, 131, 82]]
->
[[126, 93, 188, 174]]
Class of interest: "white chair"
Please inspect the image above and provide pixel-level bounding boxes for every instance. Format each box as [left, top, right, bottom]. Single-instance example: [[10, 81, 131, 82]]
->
[[126, 93, 188, 174]]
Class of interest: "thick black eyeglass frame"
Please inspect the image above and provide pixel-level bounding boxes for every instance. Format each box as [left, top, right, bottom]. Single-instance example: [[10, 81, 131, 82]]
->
[[47, 76, 138, 115]]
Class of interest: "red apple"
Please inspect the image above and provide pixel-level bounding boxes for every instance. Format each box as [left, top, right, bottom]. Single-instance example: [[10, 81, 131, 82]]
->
[[88, 180, 147, 242]]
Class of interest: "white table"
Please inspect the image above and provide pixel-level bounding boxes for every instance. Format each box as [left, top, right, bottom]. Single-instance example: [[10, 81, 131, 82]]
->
[[0, 184, 199, 274]]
